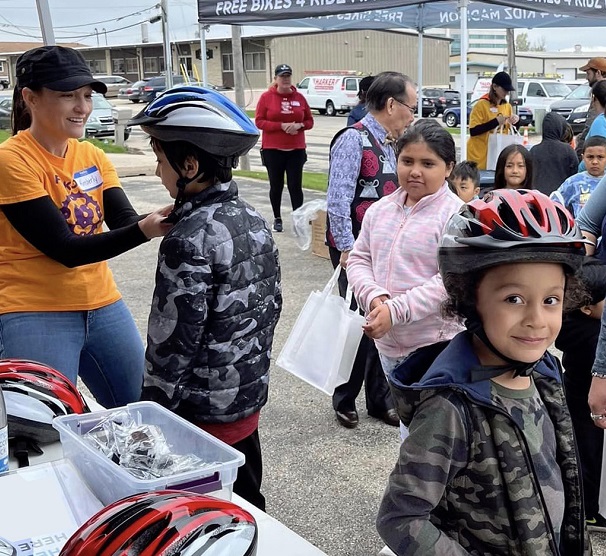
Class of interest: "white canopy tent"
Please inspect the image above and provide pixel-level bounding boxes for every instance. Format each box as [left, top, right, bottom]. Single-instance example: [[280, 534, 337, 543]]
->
[[197, 0, 606, 158]]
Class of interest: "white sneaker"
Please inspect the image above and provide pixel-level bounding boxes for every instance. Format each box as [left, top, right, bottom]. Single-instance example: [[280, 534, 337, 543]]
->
[[377, 546, 396, 556]]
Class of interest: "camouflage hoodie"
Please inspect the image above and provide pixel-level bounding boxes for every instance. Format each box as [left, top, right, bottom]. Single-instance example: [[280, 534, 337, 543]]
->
[[376, 332, 591, 556], [142, 180, 282, 424]]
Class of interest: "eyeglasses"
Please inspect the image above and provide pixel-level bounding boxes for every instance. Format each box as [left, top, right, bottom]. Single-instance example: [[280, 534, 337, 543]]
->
[[392, 97, 416, 115]]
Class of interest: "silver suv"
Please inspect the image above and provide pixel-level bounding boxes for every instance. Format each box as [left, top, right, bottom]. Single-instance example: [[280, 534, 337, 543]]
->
[[93, 75, 132, 98], [84, 93, 130, 140], [548, 84, 591, 134]]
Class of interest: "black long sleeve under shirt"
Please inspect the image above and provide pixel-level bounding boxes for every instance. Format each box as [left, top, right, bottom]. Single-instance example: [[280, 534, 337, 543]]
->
[[1, 187, 148, 268]]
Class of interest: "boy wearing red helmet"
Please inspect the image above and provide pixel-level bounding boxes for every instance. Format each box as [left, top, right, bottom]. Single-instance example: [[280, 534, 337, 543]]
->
[[376, 190, 591, 555]]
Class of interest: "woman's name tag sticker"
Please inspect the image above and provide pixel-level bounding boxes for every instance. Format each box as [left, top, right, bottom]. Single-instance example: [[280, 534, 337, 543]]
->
[[74, 166, 103, 191], [490, 107, 498, 113]]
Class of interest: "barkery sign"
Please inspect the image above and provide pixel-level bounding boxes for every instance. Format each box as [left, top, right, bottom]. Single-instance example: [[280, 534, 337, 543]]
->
[[198, 0, 606, 23]]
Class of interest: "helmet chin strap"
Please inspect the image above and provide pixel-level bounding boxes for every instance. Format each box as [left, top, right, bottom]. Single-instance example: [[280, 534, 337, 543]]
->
[[167, 156, 206, 215], [464, 311, 539, 383]]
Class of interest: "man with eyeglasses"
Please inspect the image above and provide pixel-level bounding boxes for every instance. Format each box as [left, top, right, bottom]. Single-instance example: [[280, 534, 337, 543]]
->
[[325, 71, 417, 430]]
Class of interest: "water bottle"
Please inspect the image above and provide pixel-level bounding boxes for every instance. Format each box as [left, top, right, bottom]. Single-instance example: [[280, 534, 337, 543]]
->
[[0, 386, 8, 473]]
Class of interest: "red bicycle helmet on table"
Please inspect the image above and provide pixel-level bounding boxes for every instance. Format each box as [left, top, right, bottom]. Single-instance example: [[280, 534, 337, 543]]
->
[[59, 490, 258, 556], [0, 359, 89, 444]]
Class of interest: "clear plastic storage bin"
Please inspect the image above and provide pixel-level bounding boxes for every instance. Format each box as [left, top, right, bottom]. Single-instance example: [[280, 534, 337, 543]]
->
[[53, 401, 244, 506]]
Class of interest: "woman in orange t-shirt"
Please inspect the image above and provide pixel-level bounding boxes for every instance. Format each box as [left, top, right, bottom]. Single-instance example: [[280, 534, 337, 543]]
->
[[0, 46, 171, 408]]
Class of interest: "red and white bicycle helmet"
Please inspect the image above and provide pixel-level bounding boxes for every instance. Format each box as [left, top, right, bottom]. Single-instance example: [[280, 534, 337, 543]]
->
[[59, 490, 258, 556], [0, 359, 89, 443], [439, 188, 588, 276]]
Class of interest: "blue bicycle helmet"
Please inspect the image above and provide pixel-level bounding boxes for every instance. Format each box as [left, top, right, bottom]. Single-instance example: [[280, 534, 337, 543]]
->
[[128, 86, 259, 168]]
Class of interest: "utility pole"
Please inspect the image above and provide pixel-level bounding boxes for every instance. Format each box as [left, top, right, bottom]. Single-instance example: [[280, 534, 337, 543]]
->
[[161, 0, 173, 88], [36, 0, 56, 45], [199, 23, 209, 87], [232, 25, 250, 170], [507, 28, 517, 103]]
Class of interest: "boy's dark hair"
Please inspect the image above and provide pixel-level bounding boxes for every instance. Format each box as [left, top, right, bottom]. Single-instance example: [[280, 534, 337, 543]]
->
[[583, 136, 606, 152], [150, 137, 232, 185], [452, 161, 480, 187], [442, 267, 589, 322], [493, 144, 533, 189], [562, 123, 574, 144], [592, 80, 606, 109], [577, 258, 606, 305], [395, 123, 456, 167]]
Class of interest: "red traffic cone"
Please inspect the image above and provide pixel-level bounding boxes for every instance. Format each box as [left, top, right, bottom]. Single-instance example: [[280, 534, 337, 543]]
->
[[523, 127, 529, 146]]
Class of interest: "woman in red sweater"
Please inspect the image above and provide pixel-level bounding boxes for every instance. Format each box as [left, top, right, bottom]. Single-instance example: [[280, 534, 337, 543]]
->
[[255, 64, 314, 232]]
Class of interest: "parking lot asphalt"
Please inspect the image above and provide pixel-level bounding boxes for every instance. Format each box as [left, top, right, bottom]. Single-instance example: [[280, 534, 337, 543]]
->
[[108, 170, 606, 556]]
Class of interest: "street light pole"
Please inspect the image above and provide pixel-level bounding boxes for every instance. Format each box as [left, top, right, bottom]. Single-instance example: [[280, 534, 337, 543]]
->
[[36, 0, 56, 45], [161, 0, 173, 88], [199, 23, 209, 87]]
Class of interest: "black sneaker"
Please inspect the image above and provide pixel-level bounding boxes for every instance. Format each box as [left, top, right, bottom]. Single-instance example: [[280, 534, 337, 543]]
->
[[587, 514, 606, 533], [273, 218, 283, 233]]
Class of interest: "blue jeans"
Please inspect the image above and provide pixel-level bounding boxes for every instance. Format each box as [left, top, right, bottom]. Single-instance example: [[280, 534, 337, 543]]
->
[[0, 300, 144, 408]]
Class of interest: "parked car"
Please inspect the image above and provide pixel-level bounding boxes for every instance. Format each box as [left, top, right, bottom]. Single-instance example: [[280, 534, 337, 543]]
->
[[442, 99, 533, 129], [296, 74, 362, 116], [118, 79, 150, 103], [0, 96, 11, 129], [516, 79, 571, 115], [93, 75, 132, 98], [421, 87, 460, 117], [548, 83, 591, 134], [420, 96, 435, 117], [139, 75, 186, 103], [85, 93, 130, 140], [173, 81, 233, 92]]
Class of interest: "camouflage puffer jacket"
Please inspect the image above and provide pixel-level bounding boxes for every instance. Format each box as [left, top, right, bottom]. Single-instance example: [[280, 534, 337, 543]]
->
[[376, 332, 591, 556], [142, 181, 282, 424]]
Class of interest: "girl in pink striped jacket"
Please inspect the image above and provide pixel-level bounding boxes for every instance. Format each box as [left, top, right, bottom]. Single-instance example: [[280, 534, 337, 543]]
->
[[347, 123, 464, 419]]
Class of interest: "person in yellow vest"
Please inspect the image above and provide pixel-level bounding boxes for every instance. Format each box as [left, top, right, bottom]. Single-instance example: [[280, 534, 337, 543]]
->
[[467, 72, 519, 169]]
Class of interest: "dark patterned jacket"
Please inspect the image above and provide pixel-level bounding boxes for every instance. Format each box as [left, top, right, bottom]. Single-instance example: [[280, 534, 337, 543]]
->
[[142, 181, 282, 424], [377, 332, 591, 556]]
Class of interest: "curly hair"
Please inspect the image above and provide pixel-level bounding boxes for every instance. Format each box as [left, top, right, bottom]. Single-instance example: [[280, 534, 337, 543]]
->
[[442, 267, 590, 323]]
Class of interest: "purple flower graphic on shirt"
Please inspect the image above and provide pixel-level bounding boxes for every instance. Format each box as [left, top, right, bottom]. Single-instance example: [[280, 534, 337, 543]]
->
[[60, 180, 103, 235]]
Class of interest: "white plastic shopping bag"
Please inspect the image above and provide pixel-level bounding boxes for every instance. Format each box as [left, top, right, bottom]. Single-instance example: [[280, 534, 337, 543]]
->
[[486, 126, 524, 171], [291, 199, 327, 251], [276, 267, 365, 395]]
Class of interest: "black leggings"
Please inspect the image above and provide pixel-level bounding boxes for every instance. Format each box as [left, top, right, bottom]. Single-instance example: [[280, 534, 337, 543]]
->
[[262, 148, 306, 218], [232, 428, 265, 511]]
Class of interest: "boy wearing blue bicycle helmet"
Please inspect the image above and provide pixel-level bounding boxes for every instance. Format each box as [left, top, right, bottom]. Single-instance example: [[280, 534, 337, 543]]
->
[[129, 87, 282, 510]]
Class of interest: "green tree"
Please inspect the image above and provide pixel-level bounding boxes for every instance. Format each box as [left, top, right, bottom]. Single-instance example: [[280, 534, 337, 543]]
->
[[516, 32, 531, 51], [530, 36, 546, 52]]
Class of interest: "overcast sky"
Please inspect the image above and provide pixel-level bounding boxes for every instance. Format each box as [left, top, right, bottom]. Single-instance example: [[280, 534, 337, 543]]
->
[[0, 0, 604, 52]]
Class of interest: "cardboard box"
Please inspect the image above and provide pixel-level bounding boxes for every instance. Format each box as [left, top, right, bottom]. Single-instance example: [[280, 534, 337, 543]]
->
[[311, 210, 330, 260]]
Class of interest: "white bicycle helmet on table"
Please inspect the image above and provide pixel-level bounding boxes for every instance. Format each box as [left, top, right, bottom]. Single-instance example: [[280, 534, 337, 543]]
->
[[0, 359, 89, 445]]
